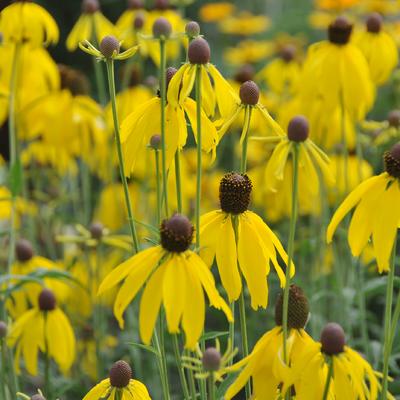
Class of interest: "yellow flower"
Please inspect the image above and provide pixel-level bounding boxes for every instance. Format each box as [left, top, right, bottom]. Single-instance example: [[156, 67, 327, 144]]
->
[[122, 67, 218, 177], [0, 2, 59, 47], [327, 143, 400, 272], [225, 285, 314, 399], [284, 323, 389, 399], [200, 173, 291, 308], [168, 37, 238, 119], [264, 116, 334, 197], [216, 80, 284, 141], [218, 12, 271, 35], [354, 14, 398, 86], [8, 289, 75, 376], [67, 0, 115, 51], [316, 0, 361, 10], [98, 214, 232, 349], [223, 40, 275, 66], [116, 1, 147, 34], [199, 2, 235, 23], [301, 16, 374, 121]]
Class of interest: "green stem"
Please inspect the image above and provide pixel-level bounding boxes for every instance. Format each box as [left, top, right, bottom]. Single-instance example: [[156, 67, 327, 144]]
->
[[105, 59, 139, 253], [152, 330, 170, 400], [159, 38, 169, 216], [172, 335, 190, 400], [175, 150, 183, 213], [186, 350, 197, 400], [208, 373, 216, 400], [228, 302, 235, 366], [0, 340, 7, 400], [322, 357, 334, 400], [339, 91, 349, 198], [239, 292, 250, 397], [81, 160, 91, 225], [91, 29, 107, 106], [7, 348, 18, 399], [282, 144, 300, 364], [195, 64, 202, 247], [389, 290, 400, 350], [380, 241, 397, 400], [155, 150, 162, 226], [115, 389, 123, 400], [240, 106, 252, 174]]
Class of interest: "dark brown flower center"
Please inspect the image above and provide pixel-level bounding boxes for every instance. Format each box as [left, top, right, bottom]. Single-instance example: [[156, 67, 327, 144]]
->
[[239, 80, 260, 106], [160, 214, 194, 252], [384, 143, 400, 178], [366, 13, 382, 34], [328, 16, 353, 45], [219, 173, 252, 214], [287, 115, 309, 142], [100, 36, 120, 58], [109, 360, 132, 388], [275, 284, 309, 329], [188, 38, 210, 64], [16, 239, 34, 262], [321, 323, 346, 355], [202, 347, 221, 371], [38, 289, 57, 312]]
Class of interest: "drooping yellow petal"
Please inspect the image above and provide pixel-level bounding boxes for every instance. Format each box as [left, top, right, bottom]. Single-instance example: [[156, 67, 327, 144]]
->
[[82, 379, 111, 400], [199, 210, 225, 266]]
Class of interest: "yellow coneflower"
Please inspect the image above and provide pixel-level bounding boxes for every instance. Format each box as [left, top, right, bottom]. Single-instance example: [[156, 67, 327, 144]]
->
[[301, 16, 374, 121], [199, 2, 235, 23], [0, 187, 36, 227], [168, 37, 238, 119], [0, 1, 59, 47], [316, 0, 361, 10], [121, 67, 218, 176], [225, 285, 314, 399], [200, 173, 291, 308], [98, 214, 232, 349], [354, 13, 398, 86], [116, 0, 147, 34], [284, 323, 390, 399], [66, 0, 115, 51], [83, 360, 151, 400], [8, 289, 76, 376], [218, 12, 271, 35], [223, 40, 275, 66], [327, 142, 400, 272]]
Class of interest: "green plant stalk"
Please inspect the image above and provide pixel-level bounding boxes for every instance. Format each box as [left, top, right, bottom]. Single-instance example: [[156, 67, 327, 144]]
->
[[115, 389, 123, 400], [185, 350, 197, 400], [208, 373, 216, 400], [155, 150, 162, 226], [159, 38, 169, 216], [240, 106, 252, 174], [105, 59, 139, 253], [81, 160, 92, 225], [282, 144, 300, 364], [152, 330, 170, 400], [1, 340, 7, 400], [172, 335, 190, 400], [91, 29, 107, 106], [389, 290, 400, 350], [322, 356, 334, 400], [238, 292, 250, 397], [228, 302, 235, 367], [195, 64, 202, 247], [7, 348, 18, 399], [175, 150, 183, 213], [7, 42, 21, 276], [380, 241, 397, 400]]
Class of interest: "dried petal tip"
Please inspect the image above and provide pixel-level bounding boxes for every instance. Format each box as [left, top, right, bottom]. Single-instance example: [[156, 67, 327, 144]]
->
[[100, 36, 120, 58], [188, 37, 210, 64], [160, 214, 194, 253], [109, 360, 132, 388], [387, 110, 400, 128], [280, 44, 296, 62], [16, 239, 34, 262], [366, 13, 382, 33], [239, 80, 260, 106], [31, 395, 46, 400], [185, 21, 200, 38], [328, 16, 353, 45], [90, 222, 104, 239], [234, 64, 254, 84], [128, 0, 144, 9], [152, 17, 172, 38], [82, 0, 99, 14], [202, 348, 221, 371], [384, 143, 400, 178], [287, 115, 309, 142], [321, 323, 346, 355], [166, 66, 178, 88], [0, 321, 7, 338], [149, 134, 162, 150], [38, 289, 57, 312], [275, 284, 309, 329], [219, 173, 252, 214]]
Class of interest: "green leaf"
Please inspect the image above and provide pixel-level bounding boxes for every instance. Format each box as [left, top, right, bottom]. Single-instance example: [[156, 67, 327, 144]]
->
[[200, 331, 229, 342], [10, 159, 23, 197], [126, 342, 159, 356], [215, 372, 238, 399]]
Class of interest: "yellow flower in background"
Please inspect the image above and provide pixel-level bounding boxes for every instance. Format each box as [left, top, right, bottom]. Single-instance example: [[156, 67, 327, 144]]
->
[[199, 2, 235, 23], [122, 67, 218, 177], [0, 45, 60, 126], [218, 12, 271, 35], [225, 285, 313, 399], [216, 80, 284, 140], [98, 214, 232, 349], [0, 1, 59, 47], [285, 323, 388, 399], [116, 0, 147, 34], [308, 11, 335, 30], [223, 40, 274, 66], [6, 239, 70, 319], [8, 289, 76, 376], [168, 37, 238, 118], [0, 187, 36, 227], [354, 13, 398, 86], [316, 0, 361, 10], [357, 0, 400, 15], [67, 0, 115, 51], [264, 116, 334, 197], [327, 143, 400, 272], [200, 173, 291, 309], [83, 360, 151, 400], [301, 16, 374, 121]]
